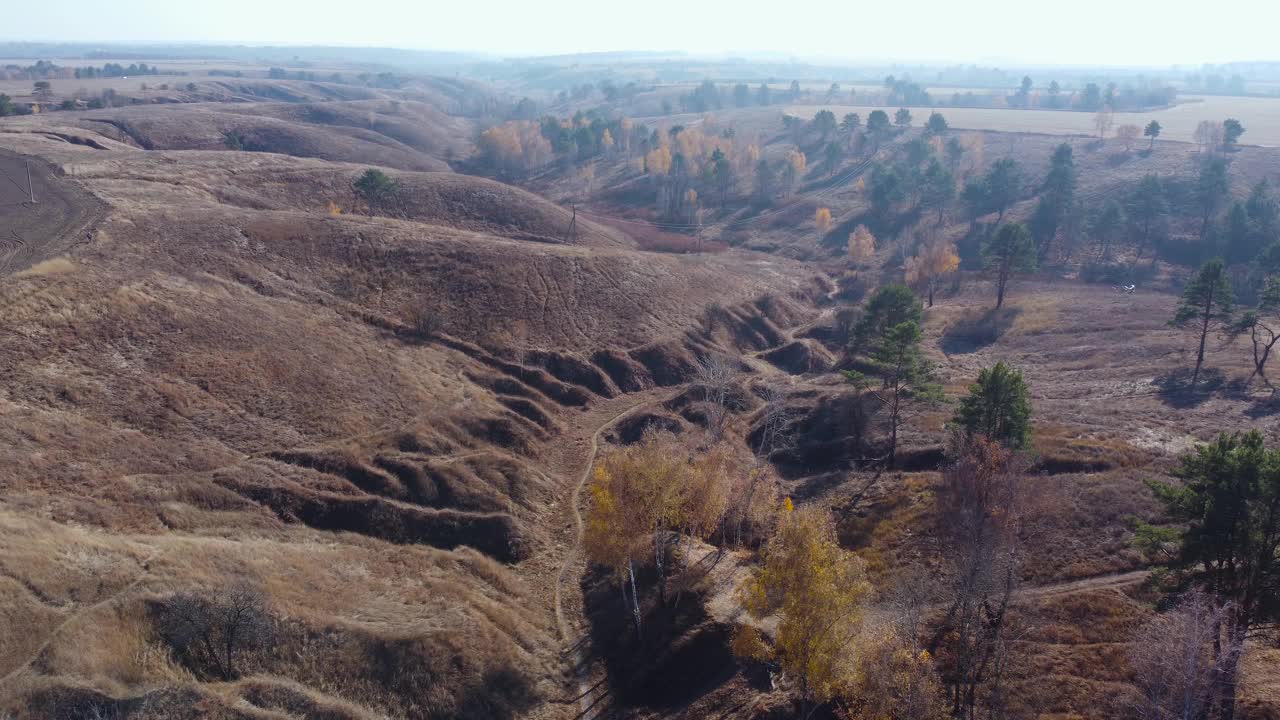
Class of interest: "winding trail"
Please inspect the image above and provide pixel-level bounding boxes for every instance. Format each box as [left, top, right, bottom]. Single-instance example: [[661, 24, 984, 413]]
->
[[553, 397, 655, 640], [550, 395, 663, 720], [0, 548, 164, 690]]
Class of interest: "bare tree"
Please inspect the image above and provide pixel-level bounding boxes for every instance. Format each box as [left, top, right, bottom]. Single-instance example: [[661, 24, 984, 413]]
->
[[1129, 590, 1237, 720], [755, 384, 797, 459], [1116, 124, 1142, 153], [1094, 106, 1115, 141], [930, 434, 1042, 720], [156, 582, 272, 680], [1195, 121, 1224, 155], [695, 353, 738, 440]]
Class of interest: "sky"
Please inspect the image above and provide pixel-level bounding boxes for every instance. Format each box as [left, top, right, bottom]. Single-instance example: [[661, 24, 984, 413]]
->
[[9, 0, 1280, 67]]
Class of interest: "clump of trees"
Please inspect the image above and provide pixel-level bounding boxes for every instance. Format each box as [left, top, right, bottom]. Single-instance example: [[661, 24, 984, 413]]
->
[[584, 431, 773, 637]]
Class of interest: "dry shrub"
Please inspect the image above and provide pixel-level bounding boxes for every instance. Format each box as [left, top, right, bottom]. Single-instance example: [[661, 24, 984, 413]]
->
[[271, 622, 539, 720], [152, 583, 273, 681], [626, 223, 728, 254], [939, 306, 1019, 353], [1033, 423, 1153, 472]]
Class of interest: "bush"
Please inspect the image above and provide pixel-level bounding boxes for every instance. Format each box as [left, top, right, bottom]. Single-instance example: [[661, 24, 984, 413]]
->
[[403, 302, 445, 340], [154, 583, 273, 680], [354, 169, 400, 211]]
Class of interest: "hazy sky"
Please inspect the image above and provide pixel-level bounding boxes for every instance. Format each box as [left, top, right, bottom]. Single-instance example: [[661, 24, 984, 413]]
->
[[10, 0, 1280, 66]]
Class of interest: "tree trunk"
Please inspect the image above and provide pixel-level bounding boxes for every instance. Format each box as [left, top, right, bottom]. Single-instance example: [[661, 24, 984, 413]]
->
[[654, 527, 666, 606], [1193, 290, 1213, 386], [1217, 619, 1246, 720], [887, 381, 901, 468], [627, 559, 643, 640]]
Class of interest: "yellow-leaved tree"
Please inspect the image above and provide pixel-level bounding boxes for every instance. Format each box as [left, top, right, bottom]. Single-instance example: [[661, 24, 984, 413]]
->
[[904, 235, 960, 307], [645, 145, 673, 176], [843, 626, 946, 720], [815, 207, 833, 239], [847, 224, 876, 267], [739, 503, 871, 714], [583, 432, 733, 637], [782, 150, 807, 195]]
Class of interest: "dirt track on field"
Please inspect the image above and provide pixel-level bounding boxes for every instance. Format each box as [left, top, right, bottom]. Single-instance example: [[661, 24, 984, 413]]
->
[[0, 149, 103, 274]]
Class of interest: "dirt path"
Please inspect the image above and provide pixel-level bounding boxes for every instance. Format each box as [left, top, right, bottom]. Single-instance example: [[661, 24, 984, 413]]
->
[[0, 548, 163, 690], [552, 396, 658, 640], [1019, 568, 1150, 602]]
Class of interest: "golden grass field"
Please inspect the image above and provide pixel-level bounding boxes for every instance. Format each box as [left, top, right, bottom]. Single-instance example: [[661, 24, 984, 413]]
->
[[791, 93, 1280, 146]]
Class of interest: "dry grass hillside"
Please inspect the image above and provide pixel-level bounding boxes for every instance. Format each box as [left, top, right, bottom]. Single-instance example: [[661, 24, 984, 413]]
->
[[0, 108, 821, 719], [4, 77, 1280, 720], [0, 99, 473, 172]]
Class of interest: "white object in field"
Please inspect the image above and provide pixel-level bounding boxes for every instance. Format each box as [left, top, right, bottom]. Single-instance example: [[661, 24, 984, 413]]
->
[[1123, 284, 1136, 294]]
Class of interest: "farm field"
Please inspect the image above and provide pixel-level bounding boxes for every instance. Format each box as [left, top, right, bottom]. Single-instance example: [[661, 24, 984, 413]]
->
[[792, 93, 1280, 145]]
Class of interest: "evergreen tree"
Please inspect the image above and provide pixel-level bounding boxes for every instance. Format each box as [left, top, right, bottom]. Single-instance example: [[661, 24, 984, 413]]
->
[[1197, 157, 1230, 241], [1171, 259, 1233, 386], [1144, 120, 1162, 151], [982, 222, 1037, 308], [926, 112, 949, 135], [851, 283, 923, 349], [984, 158, 1023, 224], [1127, 174, 1169, 260], [845, 321, 940, 466], [1137, 431, 1280, 720], [952, 362, 1032, 449]]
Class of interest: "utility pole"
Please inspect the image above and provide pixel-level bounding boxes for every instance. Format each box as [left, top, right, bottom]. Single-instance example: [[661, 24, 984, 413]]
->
[[26, 161, 36, 204], [566, 203, 577, 244]]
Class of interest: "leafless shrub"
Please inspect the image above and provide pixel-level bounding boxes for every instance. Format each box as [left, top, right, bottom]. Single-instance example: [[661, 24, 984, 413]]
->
[[756, 384, 797, 458], [695, 353, 738, 440], [1129, 589, 1238, 720], [155, 582, 273, 680], [403, 300, 445, 340]]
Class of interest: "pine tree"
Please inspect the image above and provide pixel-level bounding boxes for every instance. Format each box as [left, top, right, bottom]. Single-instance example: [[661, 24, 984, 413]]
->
[[845, 321, 941, 466], [1137, 431, 1280, 720], [981, 223, 1037, 308], [952, 361, 1032, 449], [1171, 259, 1233, 386]]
